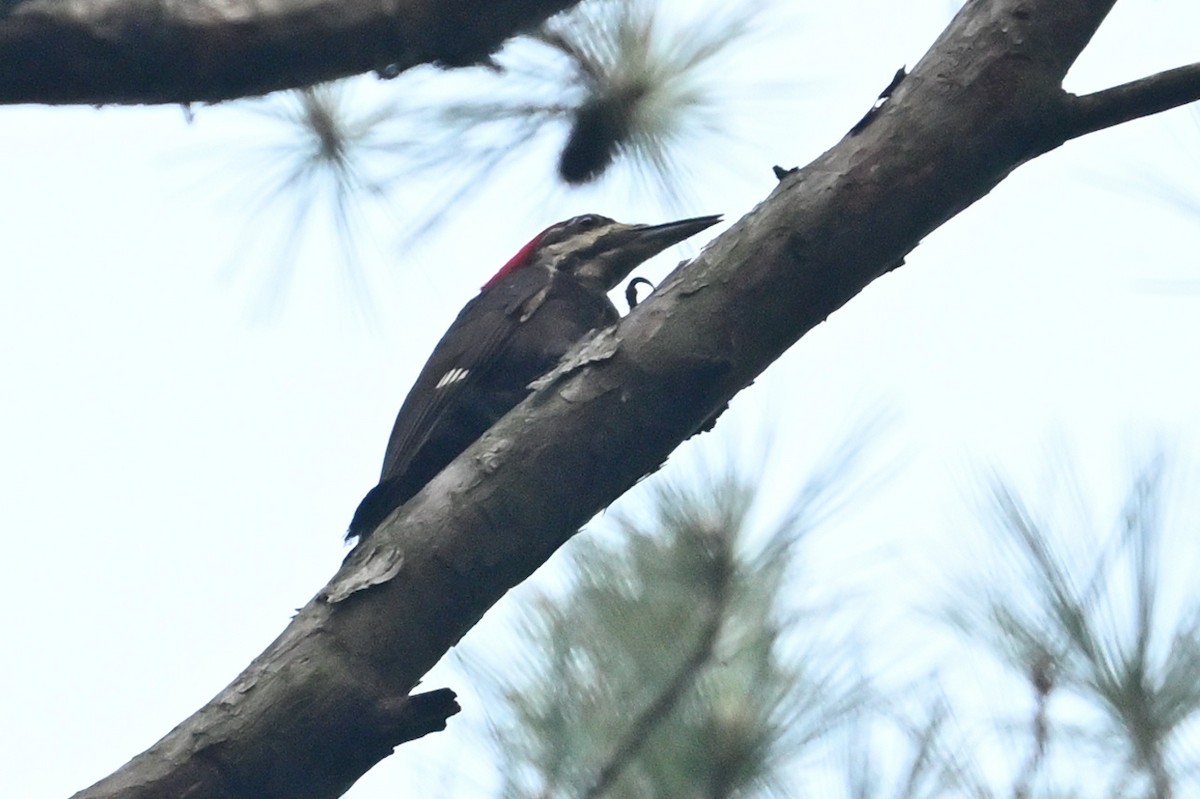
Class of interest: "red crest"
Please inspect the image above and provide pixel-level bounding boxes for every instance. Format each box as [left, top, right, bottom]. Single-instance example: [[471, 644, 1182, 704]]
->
[[481, 227, 550, 290]]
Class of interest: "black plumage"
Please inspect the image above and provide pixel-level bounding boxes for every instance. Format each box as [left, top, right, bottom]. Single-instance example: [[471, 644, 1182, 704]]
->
[[347, 213, 720, 542]]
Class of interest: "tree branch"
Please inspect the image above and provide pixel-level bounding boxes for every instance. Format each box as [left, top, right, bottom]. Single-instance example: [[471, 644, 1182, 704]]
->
[[72, 1, 1167, 798], [0, 0, 579, 105], [1063, 63, 1200, 142]]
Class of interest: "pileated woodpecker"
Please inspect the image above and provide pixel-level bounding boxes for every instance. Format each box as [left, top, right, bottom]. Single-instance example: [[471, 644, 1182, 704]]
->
[[347, 212, 721, 542]]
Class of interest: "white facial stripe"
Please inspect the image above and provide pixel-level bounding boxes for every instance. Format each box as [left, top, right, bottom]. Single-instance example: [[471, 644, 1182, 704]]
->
[[435, 367, 470, 389]]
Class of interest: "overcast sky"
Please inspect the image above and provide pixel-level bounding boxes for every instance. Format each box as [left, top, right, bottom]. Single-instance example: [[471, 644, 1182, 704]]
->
[[2, 1, 1198, 796]]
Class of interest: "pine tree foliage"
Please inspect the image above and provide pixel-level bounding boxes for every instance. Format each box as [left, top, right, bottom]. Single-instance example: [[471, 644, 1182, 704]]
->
[[481, 459, 867, 799], [223, 83, 400, 313], [470, 441, 1200, 799], [835, 696, 993, 799], [945, 452, 1200, 799], [542, 0, 765, 186], [219, 0, 773, 287]]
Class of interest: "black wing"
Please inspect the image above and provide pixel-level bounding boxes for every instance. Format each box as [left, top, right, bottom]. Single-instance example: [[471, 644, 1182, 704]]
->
[[346, 268, 555, 540], [378, 281, 537, 483]]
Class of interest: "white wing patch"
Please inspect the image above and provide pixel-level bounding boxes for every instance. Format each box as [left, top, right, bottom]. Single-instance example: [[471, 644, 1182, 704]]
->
[[435, 367, 470, 390]]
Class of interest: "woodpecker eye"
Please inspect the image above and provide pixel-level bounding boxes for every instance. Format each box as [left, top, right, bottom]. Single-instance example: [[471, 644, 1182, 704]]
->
[[568, 214, 607, 231]]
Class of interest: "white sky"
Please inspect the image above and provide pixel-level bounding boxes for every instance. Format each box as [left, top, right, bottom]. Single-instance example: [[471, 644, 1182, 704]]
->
[[1, 0, 1198, 796]]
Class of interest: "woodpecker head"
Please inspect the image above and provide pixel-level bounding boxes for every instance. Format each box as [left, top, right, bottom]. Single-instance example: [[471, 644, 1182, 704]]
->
[[483, 213, 722, 292]]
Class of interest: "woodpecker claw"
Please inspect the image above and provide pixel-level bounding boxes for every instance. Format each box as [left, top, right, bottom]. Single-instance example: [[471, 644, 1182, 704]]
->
[[625, 277, 655, 310]]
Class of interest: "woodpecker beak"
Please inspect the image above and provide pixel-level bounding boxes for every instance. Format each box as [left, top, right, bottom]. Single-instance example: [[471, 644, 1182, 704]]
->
[[577, 214, 722, 290]]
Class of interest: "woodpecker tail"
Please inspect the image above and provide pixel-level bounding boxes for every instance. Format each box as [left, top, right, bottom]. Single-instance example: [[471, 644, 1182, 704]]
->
[[347, 478, 411, 542]]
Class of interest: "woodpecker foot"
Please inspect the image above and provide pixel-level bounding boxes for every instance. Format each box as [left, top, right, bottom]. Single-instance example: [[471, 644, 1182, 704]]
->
[[625, 277, 655, 310]]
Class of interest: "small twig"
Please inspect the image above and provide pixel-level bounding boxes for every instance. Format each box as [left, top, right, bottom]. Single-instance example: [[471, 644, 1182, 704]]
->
[[373, 688, 461, 746], [1063, 62, 1200, 142], [1011, 652, 1055, 799]]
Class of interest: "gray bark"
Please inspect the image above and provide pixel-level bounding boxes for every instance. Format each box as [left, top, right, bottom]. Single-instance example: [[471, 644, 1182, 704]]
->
[[70, 0, 1200, 797], [0, 0, 578, 104]]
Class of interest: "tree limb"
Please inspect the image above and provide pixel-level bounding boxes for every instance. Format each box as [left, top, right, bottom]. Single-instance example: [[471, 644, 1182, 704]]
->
[[0, 0, 579, 105], [71, 1, 1200, 798], [1062, 63, 1200, 142]]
